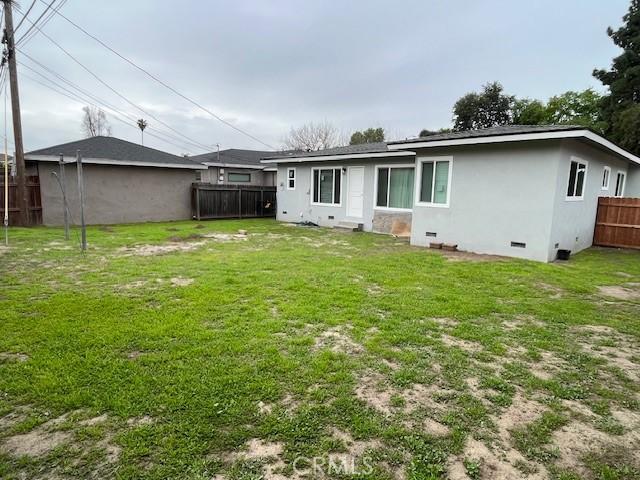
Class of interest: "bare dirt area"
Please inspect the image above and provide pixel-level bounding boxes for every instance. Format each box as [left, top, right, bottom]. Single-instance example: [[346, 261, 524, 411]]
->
[[313, 326, 364, 355], [597, 284, 640, 301]]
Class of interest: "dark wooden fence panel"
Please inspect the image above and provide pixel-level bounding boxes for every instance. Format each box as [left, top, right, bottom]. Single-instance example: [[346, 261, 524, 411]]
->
[[0, 175, 42, 225], [192, 184, 276, 220], [593, 197, 640, 249]]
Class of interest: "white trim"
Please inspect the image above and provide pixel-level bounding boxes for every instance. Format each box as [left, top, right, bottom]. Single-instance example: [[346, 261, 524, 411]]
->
[[310, 166, 343, 207], [26, 154, 207, 170], [601, 166, 611, 191], [414, 156, 453, 208], [202, 162, 265, 169], [614, 170, 627, 197], [261, 150, 415, 164], [373, 163, 415, 212], [286, 167, 296, 190], [387, 129, 640, 166], [565, 157, 588, 202]]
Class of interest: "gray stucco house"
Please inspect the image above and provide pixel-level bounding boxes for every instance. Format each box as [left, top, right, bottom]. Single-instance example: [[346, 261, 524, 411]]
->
[[190, 149, 278, 186], [26, 136, 206, 225], [263, 125, 640, 262]]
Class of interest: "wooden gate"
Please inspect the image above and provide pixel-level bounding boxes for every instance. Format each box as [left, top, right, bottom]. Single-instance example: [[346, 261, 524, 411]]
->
[[192, 183, 276, 220], [0, 175, 43, 225], [593, 197, 640, 249]]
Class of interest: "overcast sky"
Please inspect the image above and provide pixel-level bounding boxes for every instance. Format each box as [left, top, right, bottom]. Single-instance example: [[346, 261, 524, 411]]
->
[[7, 0, 631, 155]]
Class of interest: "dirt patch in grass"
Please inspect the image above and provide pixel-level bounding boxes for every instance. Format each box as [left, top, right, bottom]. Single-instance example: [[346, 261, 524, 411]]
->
[[536, 282, 564, 299], [440, 250, 507, 263], [79, 414, 109, 426], [117, 241, 206, 256], [127, 415, 154, 427], [0, 352, 29, 363], [597, 285, 640, 301], [167, 233, 203, 242], [440, 334, 482, 353], [2, 413, 72, 457], [170, 277, 194, 287], [201, 233, 249, 242], [329, 427, 383, 461], [314, 326, 364, 355]]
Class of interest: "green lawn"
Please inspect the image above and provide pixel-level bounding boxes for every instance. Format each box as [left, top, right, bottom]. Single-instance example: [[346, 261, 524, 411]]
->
[[0, 219, 639, 480]]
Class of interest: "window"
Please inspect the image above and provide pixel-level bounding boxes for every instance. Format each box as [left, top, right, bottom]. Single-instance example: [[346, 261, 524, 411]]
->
[[195, 170, 202, 182], [602, 166, 611, 190], [228, 172, 251, 183], [287, 167, 296, 190], [312, 168, 341, 205], [615, 171, 626, 197], [566, 158, 587, 200], [375, 166, 415, 210], [418, 157, 452, 206]]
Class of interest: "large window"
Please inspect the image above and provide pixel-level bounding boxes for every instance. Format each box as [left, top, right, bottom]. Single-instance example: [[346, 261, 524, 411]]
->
[[287, 167, 296, 190], [229, 172, 251, 183], [418, 157, 452, 206], [602, 166, 611, 190], [312, 168, 341, 205], [615, 171, 626, 197], [375, 166, 415, 210], [566, 159, 587, 200]]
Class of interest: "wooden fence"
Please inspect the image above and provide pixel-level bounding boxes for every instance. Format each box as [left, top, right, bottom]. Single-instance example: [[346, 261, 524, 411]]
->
[[0, 175, 43, 225], [593, 197, 640, 249], [191, 183, 276, 220]]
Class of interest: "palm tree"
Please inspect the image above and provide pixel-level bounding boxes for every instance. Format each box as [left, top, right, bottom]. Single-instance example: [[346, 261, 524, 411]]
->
[[137, 119, 148, 145]]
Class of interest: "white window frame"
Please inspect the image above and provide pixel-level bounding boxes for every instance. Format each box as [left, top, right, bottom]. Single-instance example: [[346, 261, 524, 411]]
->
[[311, 167, 342, 207], [287, 167, 296, 190], [614, 170, 626, 197], [601, 166, 611, 191], [373, 164, 415, 212], [565, 157, 588, 202], [415, 156, 453, 208]]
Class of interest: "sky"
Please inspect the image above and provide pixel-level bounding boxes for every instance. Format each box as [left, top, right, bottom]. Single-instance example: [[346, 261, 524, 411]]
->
[[4, 0, 632, 156]]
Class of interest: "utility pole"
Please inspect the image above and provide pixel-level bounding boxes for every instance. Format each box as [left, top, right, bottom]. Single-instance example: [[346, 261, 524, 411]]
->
[[58, 154, 69, 240], [2, 0, 29, 226]]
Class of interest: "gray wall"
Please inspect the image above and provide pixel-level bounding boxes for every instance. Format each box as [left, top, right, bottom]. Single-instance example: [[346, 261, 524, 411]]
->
[[626, 165, 640, 197], [201, 166, 275, 186], [36, 162, 198, 225], [410, 141, 562, 262], [276, 159, 413, 232], [548, 140, 632, 259]]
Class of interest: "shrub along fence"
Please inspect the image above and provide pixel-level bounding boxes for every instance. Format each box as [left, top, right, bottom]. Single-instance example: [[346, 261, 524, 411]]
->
[[191, 183, 276, 220], [593, 197, 640, 249]]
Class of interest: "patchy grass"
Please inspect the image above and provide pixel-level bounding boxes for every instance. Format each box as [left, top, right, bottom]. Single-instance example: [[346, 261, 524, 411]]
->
[[0, 219, 639, 479]]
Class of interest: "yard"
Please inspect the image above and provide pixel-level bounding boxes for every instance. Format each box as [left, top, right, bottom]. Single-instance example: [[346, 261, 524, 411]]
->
[[0, 219, 639, 480]]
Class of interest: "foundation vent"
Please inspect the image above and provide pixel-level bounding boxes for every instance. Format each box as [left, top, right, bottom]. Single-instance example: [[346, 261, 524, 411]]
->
[[510, 241, 526, 248], [425, 232, 437, 237]]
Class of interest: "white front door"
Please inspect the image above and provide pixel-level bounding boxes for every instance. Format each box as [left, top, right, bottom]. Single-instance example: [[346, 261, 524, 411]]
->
[[346, 166, 365, 218]]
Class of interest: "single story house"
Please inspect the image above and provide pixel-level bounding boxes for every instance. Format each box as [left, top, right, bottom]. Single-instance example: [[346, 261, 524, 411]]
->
[[190, 149, 279, 186], [25, 136, 206, 225], [262, 125, 640, 262]]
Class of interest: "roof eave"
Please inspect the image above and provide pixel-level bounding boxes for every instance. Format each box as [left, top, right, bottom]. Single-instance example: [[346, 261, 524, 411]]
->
[[261, 150, 416, 164], [25, 154, 207, 170]]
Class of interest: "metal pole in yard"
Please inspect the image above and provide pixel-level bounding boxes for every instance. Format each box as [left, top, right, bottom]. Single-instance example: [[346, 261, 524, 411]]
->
[[58, 154, 69, 241], [76, 149, 87, 251]]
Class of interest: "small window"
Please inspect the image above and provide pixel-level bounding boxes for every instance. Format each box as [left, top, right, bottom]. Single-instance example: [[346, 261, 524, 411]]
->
[[615, 171, 626, 197], [418, 158, 451, 206], [566, 159, 587, 200], [287, 167, 296, 190], [601, 166, 610, 190], [312, 168, 341, 205], [375, 166, 415, 210], [228, 172, 251, 183], [195, 170, 202, 182]]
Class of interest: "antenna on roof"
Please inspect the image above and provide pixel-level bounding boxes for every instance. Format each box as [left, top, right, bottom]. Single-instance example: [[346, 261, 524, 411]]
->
[[137, 119, 148, 146]]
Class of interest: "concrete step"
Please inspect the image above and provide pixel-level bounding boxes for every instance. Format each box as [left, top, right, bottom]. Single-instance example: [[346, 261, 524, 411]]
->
[[334, 221, 363, 232]]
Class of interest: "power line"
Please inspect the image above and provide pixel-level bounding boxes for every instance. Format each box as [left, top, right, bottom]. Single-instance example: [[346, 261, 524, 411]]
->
[[15, 0, 56, 45], [13, 4, 213, 152], [13, 0, 37, 33], [18, 0, 66, 46], [34, 0, 276, 150], [18, 54, 215, 152]]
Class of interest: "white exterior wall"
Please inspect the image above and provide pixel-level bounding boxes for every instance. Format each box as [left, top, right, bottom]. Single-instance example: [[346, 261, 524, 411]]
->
[[626, 165, 640, 197], [410, 141, 562, 262], [548, 140, 633, 259]]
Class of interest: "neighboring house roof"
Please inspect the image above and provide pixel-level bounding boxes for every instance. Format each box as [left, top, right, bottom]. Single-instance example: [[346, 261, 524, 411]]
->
[[388, 125, 640, 166], [26, 136, 206, 169], [261, 142, 415, 164], [192, 148, 298, 169]]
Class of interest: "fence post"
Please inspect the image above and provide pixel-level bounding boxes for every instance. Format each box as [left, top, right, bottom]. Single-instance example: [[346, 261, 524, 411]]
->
[[59, 154, 69, 241], [238, 187, 242, 219], [76, 150, 87, 251], [195, 185, 201, 221]]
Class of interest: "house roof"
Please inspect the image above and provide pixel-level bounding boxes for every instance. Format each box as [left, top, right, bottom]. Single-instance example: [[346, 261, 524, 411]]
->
[[26, 136, 206, 169], [387, 125, 640, 166], [261, 142, 415, 164], [192, 148, 300, 169]]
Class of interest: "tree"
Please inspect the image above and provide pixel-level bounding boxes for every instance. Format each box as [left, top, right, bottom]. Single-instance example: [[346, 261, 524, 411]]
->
[[452, 82, 513, 131], [419, 128, 452, 137], [349, 127, 385, 145], [594, 0, 640, 153], [283, 121, 339, 151], [512, 99, 548, 125], [81, 106, 112, 137]]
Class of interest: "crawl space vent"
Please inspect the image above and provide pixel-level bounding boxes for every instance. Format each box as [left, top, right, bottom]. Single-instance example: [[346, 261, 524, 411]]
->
[[510, 241, 526, 248]]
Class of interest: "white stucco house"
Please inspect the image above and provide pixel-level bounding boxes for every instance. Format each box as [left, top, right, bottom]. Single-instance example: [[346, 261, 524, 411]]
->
[[262, 125, 640, 262]]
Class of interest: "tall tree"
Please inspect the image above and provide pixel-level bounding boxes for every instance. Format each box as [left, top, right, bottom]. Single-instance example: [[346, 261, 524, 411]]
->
[[594, 0, 640, 153], [81, 106, 112, 137], [452, 82, 513, 131], [349, 127, 385, 145], [283, 121, 340, 151]]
